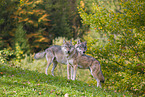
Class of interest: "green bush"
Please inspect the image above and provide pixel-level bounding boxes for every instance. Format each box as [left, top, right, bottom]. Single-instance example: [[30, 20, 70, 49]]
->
[[0, 48, 14, 64], [14, 24, 30, 54], [52, 37, 81, 46], [78, 0, 145, 96], [0, 42, 27, 64], [83, 31, 145, 96]]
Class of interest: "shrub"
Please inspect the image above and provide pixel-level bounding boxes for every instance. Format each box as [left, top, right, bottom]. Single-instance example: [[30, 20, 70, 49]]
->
[[52, 37, 81, 46], [0, 48, 14, 64], [78, 0, 145, 96]]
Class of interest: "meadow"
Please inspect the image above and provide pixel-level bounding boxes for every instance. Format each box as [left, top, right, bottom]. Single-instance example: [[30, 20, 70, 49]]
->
[[0, 56, 132, 97]]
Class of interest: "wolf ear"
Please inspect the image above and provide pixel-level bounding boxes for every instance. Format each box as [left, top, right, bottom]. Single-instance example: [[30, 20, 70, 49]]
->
[[77, 39, 81, 44], [84, 41, 87, 44], [63, 39, 66, 44], [70, 39, 72, 44]]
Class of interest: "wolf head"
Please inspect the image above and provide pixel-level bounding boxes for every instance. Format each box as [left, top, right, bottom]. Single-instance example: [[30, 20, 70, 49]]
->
[[75, 39, 87, 55], [62, 40, 75, 55], [98, 71, 105, 83]]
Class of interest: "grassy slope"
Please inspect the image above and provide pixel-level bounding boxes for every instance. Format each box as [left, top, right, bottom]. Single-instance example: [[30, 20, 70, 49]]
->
[[0, 64, 132, 97]]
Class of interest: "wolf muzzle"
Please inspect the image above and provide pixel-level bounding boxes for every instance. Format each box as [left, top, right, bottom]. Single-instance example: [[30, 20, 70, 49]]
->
[[67, 51, 70, 53]]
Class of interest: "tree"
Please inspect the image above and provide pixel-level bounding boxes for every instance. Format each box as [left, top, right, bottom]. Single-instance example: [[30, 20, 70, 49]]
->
[[78, 0, 145, 96], [12, 0, 51, 52], [14, 24, 30, 54], [0, 0, 19, 49], [0, 0, 87, 52], [44, 0, 86, 39]]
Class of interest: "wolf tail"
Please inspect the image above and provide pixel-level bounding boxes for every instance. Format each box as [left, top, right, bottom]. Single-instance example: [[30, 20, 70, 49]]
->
[[34, 51, 46, 60]]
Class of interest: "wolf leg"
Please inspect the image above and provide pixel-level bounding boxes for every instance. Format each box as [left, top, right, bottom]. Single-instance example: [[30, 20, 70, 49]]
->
[[72, 65, 77, 80], [45, 55, 54, 75], [71, 66, 74, 80], [51, 60, 58, 76], [67, 63, 71, 79], [89, 67, 102, 88], [45, 60, 51, 75], [96, 79, 101, 88]]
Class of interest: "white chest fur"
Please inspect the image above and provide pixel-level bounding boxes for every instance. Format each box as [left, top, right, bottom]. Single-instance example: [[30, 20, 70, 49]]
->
[[68, 58, 73, 65]]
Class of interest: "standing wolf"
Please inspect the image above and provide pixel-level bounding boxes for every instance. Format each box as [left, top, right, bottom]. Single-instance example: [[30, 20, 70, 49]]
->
[[63, 45, 105, 88], [34, 40, 87, 78]]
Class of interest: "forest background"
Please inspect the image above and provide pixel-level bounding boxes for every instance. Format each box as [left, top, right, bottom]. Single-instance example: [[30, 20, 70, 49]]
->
[[0, 0, 144, 96]]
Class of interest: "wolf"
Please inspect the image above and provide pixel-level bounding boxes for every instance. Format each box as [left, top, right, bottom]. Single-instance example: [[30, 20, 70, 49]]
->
[[34, 40, 87, 79], [75, 39, 87, 55], [63, 47, 105, 88]]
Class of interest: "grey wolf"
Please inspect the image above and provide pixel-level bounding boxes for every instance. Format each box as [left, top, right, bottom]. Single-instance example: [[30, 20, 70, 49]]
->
[[34, 40, 87, 79], [75, 39, 87, 55], [63, 47, 105, 88]]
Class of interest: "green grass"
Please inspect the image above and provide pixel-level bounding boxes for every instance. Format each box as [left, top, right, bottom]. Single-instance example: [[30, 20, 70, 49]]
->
[[0, 63, 132, 97]]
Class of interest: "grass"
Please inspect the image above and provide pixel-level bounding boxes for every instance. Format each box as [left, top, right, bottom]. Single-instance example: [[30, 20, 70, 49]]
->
[[0, 62, 132, 97]]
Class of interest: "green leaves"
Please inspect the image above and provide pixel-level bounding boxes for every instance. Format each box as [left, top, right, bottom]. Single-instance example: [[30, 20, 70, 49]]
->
[[78, 0, 145, 96]]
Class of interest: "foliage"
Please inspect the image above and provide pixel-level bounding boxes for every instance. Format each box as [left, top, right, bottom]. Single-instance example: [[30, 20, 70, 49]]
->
[[0, 0, 18, 49], [52, 37, 69, 46], [13, 0, 51, 52], [14, 43, 25, 62], [0, 49, 14, 64], [0, 0, 6, 7], [44, 0, 86, 39], [0, 0, 144, 96], [52, 37, 80, 46], [0, 47, 25, 64], [78, 0, 145, 96], [0, 42, 27, 64], [14, 24, 30, 54], [0, 0, 86, 52], [83, 30, 145, 96]]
